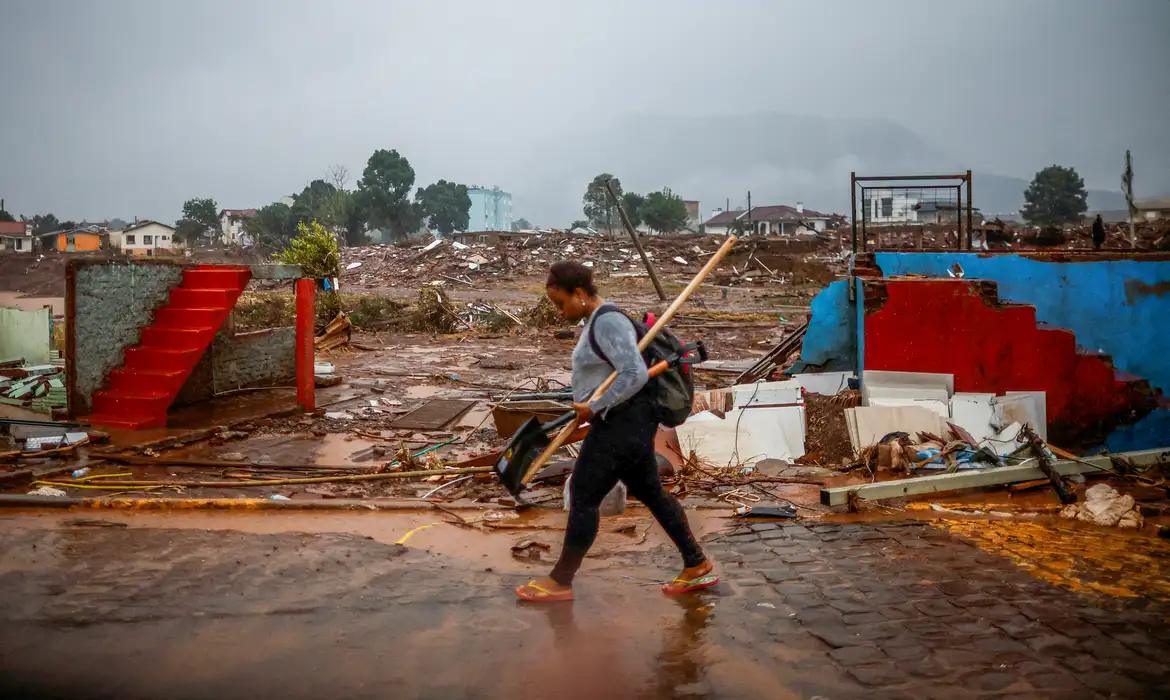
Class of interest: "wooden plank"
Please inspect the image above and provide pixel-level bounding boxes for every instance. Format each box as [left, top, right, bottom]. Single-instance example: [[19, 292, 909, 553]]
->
[[820, 448, 1170, 506], [389, 399, 478, 430]]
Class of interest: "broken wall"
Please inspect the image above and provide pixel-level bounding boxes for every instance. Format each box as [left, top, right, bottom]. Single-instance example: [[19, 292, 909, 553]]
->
[[787, 280, 856, 374], [66, 260, 185, 414], [873, 252, 1170, 392], [860, 278, 1151, 445], [174, 327, 297, 405], [0, 306, 51, 365]]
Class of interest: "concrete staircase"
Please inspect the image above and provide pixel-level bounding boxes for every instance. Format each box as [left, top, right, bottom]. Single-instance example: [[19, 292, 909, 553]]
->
[[85, 265, 251, 429]]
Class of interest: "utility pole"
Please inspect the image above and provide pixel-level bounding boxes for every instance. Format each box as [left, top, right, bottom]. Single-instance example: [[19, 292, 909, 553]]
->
[[747, 191, 753, 235]]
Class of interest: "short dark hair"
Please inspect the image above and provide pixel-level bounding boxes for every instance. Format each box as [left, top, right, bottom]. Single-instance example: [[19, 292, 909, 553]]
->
[[547, 260, 597, 295]]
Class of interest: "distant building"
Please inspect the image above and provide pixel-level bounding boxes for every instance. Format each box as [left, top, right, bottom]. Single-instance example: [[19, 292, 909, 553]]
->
[[0, 221, 33, 253], [37, 228, 105, 252], [466, 187, 512, 232], [861, 190, 919, 225], [108, 221, 180, 256], [219, 209, 258, 245], [1134, 198, 1170, 222], [683, 200, 701, 231], [703, 203, 837, 236]]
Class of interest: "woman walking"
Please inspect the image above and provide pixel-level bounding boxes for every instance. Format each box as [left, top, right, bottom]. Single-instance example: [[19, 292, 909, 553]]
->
[[515, 261, 716, 602]]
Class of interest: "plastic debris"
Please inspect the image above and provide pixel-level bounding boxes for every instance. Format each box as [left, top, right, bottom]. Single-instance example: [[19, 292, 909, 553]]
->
[[27, 487, 67, 497], [72, 467, 91, 478]]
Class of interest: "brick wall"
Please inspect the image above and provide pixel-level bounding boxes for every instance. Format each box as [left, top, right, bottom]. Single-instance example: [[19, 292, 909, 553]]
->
[[67, 260, 185, 414], [174, 327, 296, 405]]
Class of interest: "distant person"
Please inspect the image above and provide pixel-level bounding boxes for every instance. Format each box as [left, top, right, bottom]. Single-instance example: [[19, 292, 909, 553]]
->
[[1092, 214, 1106, 251]]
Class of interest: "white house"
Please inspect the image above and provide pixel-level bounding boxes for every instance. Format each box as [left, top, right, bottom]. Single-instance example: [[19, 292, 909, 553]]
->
[[109, 221, 181, 256], [703, 203, 837, 236], [862, 190, 919, 225], [0, 221, 33, 253], [219, 209, 258, 245]]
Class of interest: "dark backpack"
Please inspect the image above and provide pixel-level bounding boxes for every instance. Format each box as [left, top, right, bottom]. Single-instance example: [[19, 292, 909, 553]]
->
[[587, 306, 703, 427]]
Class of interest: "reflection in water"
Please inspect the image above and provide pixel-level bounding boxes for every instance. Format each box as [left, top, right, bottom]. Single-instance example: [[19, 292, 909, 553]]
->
[[651, 594, 714, 698]]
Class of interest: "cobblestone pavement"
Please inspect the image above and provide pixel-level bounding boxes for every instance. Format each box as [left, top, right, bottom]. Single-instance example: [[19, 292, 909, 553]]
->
[[0, 516, 1167, 699]]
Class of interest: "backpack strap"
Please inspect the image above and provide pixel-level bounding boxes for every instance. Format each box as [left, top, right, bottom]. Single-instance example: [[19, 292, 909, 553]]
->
[[586, 305, 623, 368]]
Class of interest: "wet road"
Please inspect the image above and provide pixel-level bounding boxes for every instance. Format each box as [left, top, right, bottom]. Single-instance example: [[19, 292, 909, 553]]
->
[[1, 513, 1168, 699]]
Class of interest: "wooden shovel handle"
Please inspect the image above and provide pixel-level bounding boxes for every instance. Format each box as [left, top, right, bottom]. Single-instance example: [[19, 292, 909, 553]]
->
[[519, 235, 738, 486]]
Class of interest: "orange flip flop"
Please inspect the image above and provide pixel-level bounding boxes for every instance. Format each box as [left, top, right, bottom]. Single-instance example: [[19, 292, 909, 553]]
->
[[662, 572, 719, 595], [515, 580, 575, 602]]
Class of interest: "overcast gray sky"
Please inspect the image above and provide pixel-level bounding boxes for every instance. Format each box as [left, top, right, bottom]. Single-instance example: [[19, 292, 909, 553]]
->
[[1, 0, 1167, 226]]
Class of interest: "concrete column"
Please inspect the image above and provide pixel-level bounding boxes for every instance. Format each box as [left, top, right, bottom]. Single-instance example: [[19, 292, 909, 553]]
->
[[295, 279, 315, 411]]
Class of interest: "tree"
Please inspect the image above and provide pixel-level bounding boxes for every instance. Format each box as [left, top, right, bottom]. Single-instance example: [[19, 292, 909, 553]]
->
[[275, 220, 342, 320], [1122, 150, 1137, 247], [415, 180, 471, 236], [1021, 165, 1088, 228], [512, 217, 532, 232], [641, 188, 689, 234], [621, 192, 646, 229], [583, 174, 621, 235], [175, 197, 220, 246], [292, 180, 338, 226], [28, 213, 61, 234], [0, 208, 16, 222], [244, 202, 297, 251], [569, 219, 591, 231], [356, 149, 420, 241]]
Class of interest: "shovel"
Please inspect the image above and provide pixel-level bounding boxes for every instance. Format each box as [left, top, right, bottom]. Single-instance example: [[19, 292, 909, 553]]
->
[[494, 359, 674, 497]]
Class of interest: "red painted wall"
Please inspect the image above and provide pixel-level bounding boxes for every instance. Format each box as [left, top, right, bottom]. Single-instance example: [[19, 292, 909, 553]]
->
[[863, 279, 1141, 437]]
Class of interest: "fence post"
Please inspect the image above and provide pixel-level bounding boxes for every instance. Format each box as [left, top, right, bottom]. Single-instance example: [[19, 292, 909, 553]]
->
[[295, 278, 315, 411]]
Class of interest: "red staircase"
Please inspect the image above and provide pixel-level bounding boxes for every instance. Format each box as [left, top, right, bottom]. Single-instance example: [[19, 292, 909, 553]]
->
[[85, 265, 251, 429]]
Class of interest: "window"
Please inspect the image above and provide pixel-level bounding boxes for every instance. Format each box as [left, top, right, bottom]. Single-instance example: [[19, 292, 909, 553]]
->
[[881, 198, 894, 218], [143, 235, 153, 245], [66, 235, 76, 245], [161, 236, 168, 241], [126, 235, 136, 245]]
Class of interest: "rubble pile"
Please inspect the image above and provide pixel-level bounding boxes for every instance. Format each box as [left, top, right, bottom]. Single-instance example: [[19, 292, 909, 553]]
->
[[340, 234, 840, 289], [0, 357, 66, 414]]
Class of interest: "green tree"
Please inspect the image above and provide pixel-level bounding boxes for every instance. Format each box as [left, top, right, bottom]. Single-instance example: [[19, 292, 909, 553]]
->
[[621, 192, 646, 229], [356, 149, 420, 241], [512, 217, 532, 231], [415, 180, 471, 236], [1021, 165, 1088, 228], [28, 213, 61, 234], [275, 220, 342, 318], [583, 174, 621, 234], [175, 197, 220, 246], [244, 202, 297, 251], [0, 207, 14, 223], [292, 180, 338, 225], [569, 219, 591, 231], [641, 188, 689, 234]]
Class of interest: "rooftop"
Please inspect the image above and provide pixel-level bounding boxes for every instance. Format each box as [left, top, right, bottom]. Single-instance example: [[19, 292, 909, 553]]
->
[[0, 221, 30, 237]]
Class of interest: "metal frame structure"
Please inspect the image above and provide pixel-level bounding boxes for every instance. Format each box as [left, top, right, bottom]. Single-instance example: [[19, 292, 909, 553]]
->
[[850, 171, 973, 253]]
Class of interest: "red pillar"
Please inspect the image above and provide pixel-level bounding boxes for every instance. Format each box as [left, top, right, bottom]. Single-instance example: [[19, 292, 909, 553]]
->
[[295, 278, 315, 411]]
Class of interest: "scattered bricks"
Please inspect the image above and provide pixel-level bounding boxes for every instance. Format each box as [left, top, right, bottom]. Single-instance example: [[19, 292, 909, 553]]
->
[[845, 663, 908, 688], [828, 645, 887, 667]]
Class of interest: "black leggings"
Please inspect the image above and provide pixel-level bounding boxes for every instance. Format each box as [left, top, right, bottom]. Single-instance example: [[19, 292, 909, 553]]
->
[[550, 396, 706, 586]]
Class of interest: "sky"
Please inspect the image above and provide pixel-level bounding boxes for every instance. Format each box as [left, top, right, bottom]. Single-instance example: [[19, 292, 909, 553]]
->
[[1, 0, 1167, 227]]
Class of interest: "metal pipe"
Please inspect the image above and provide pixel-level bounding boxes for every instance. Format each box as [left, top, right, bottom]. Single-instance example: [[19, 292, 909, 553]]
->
[[966, 169, 974, 250]]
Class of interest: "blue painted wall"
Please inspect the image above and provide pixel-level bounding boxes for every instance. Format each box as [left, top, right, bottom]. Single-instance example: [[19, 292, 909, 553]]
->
[[788, 280, 856, 374], [874, 253, 1170, 395]]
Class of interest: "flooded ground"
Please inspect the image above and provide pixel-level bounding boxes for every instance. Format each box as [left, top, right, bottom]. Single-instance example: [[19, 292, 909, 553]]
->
[[1, 510, 1166, 699]]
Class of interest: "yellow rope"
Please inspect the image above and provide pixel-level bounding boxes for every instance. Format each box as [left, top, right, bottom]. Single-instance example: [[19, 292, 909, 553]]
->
[[32, 480, 172, 491], [394, 522, 441, 545]]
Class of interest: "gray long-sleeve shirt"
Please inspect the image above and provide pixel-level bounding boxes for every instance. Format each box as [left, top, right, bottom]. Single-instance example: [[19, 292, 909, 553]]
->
[[572, 302, 649, 415]]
